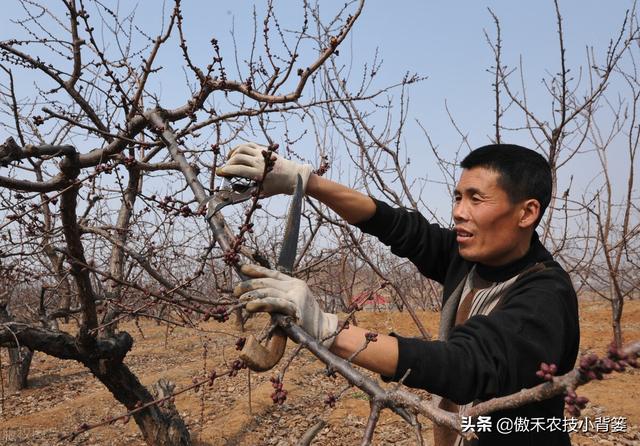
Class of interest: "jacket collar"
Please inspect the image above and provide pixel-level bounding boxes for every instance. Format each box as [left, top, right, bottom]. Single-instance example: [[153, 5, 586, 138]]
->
[[475, 232, 552, 283]]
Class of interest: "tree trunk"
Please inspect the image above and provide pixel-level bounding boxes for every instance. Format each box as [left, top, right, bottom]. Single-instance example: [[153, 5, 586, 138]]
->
[[7, 346, 33, 390], [1, 321, 191, 445], [1, 304, 34, 391], [85, 358, 191, 446], [611, 283, 624, 348]]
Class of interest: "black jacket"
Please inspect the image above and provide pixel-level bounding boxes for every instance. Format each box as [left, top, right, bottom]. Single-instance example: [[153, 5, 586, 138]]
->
[[355, 199, 580, 445]]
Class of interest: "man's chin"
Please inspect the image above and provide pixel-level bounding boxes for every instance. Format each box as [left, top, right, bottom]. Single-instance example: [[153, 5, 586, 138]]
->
[[458, 247, 484, 264]]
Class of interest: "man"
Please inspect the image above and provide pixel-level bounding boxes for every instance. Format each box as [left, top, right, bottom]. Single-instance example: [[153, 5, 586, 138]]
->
[[219, 143, 580, 445]]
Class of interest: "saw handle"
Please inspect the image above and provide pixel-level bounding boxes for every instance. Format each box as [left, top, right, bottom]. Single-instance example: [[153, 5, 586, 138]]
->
[[239, 325, 287, 372]]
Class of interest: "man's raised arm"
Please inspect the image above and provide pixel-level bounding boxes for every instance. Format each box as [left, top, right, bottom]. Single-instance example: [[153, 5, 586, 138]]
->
[[306, 174, 376, 225]]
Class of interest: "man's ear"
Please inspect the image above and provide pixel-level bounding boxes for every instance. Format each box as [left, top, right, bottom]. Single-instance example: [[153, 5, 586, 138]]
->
[[518, 199, 541, 229]]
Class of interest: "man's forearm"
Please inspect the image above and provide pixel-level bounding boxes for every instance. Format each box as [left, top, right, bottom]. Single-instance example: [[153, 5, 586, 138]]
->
[[307, 175, 395, 372], [306, 174, 376, 224], [329, 323, 399, 377]]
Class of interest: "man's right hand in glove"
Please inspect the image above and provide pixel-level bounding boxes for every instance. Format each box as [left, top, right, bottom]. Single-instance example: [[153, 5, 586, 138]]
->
[[217, 142, 313, 197], [217, 141, 377, 224]]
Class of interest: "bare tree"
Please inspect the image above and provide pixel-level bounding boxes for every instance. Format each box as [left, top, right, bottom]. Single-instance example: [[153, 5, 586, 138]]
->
[[0, 0, 381, 443], [569, 52, 640, 347], [0, 1, 639, 445]]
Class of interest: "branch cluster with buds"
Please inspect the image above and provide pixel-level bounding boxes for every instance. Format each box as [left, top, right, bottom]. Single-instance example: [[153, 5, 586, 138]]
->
[[270, 375, 288, 405], [222, 143, 278, 266], [578, 342, 639, 382], [551, 342, 640, 417], [149, 194, 203, 218]]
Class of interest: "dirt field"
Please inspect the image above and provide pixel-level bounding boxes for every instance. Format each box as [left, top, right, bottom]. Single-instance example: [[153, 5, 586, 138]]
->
[[1, 300, 639, 445]]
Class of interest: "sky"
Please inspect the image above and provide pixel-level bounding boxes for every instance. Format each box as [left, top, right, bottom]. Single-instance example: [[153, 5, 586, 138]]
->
[[1, 1, 637, 220]]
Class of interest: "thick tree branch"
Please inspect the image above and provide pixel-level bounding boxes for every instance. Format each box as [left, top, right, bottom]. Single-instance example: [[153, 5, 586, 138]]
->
[[0, 322, 133, 362]]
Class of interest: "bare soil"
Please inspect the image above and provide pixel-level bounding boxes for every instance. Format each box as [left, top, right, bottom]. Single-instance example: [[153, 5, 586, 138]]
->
[[1, 300, 639, 445]]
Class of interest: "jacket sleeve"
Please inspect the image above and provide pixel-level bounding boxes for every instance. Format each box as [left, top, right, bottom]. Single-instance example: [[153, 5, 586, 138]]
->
[[354, 198, 457, 284], [385, 270, 579, 404]]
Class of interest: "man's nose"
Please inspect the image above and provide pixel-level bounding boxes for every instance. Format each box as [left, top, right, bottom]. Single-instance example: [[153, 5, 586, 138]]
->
[[452, 199, 468, 222]]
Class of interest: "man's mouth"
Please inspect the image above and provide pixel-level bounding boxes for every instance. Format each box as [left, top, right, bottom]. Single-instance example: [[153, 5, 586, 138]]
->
[[456, 228, 474, 240]]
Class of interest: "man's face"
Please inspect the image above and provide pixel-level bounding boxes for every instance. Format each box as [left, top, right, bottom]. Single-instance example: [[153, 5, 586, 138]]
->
[[453, 167, 530, 266]]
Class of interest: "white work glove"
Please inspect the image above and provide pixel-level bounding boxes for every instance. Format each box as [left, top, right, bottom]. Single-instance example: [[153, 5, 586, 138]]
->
[[217, 142, 313, 197], [234, 264, 339, 348]]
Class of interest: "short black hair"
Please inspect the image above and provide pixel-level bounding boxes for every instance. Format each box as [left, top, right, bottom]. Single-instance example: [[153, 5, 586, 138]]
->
[[460, 144, 552, 226]]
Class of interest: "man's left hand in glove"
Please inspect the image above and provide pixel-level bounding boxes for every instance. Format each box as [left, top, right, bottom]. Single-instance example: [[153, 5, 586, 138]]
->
[[234, 264, 400, 377], [234, 264, 339, 348]]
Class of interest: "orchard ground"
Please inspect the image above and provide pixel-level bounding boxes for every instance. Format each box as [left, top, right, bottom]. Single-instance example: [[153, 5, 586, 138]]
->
[[1, 300, 639, 445]]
